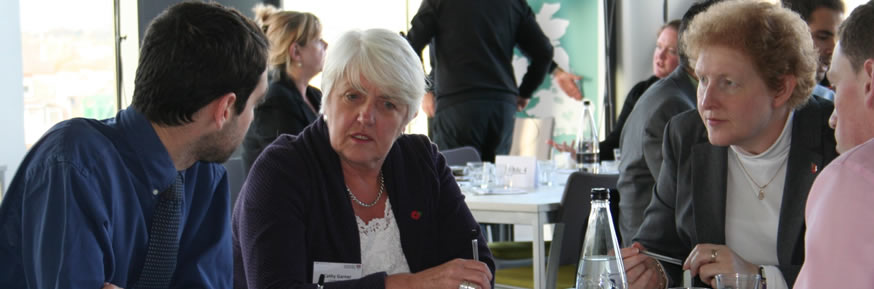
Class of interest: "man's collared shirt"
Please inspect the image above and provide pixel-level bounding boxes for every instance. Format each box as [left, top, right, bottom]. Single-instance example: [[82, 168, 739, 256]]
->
[[0, 108, 232, 289]]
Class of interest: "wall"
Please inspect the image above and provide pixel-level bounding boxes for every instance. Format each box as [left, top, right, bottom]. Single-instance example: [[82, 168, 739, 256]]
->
[[0, 0, 25, 192], [615, 0, 694, 101], [515, 0, 601, 145], [667, 0, 696, 21], [613, 0, 693, 133], [616, 0, 665, 112]]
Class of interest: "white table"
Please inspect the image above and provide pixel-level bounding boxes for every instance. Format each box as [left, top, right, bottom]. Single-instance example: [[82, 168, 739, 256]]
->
[[464, 185, 564, 289]]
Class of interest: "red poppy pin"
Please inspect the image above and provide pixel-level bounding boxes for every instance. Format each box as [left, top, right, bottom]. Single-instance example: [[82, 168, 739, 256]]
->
[[410, 210, 422, 220], [811, 163, 818, 174]]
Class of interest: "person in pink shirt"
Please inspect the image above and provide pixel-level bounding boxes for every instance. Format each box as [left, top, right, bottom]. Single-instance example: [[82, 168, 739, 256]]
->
[[795, 2, 874, 288]]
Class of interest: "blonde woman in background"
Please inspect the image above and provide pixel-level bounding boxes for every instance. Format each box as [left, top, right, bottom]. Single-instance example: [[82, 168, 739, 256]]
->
[[242, 4, 328, 173]]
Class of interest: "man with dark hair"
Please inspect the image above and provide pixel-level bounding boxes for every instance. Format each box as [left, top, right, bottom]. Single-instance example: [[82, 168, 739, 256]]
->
[[615, 0, 721, 246], [783, 0, 845, 95], [795, 2, 874, 288], [0, 2, 269, 289]]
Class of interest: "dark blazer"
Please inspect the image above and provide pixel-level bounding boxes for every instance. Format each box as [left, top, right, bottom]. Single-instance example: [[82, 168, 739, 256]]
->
[[232, 117, 495, 289], [241, 70, 322, 174], [633, 96, 837, 287], [616, 66, 697, 245]]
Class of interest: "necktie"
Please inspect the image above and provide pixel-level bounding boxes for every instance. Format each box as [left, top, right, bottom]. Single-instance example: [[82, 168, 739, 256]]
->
[[133, 173, 184, 289]]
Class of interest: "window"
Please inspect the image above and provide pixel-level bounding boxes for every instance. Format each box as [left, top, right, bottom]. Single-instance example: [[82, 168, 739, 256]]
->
[[20, 0, 117, 148], [846, 1, 868, 15]]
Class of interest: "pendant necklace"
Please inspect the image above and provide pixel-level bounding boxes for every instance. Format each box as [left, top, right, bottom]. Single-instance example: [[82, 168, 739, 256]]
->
[[735, 156, 786, 200]]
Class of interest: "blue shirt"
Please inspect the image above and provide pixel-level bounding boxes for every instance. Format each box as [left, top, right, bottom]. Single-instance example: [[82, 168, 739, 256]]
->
[[0, 108, 232, 289]]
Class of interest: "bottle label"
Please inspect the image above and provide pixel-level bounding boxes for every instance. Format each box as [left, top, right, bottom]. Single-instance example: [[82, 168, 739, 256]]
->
[[576, 152, 599, 164]]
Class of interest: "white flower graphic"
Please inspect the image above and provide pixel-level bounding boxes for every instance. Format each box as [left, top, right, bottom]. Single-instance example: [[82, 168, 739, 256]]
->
[[513, 2, 583, 139]]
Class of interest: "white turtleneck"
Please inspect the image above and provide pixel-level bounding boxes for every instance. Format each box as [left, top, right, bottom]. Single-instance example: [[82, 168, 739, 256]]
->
[[725, 111, 794, 289]]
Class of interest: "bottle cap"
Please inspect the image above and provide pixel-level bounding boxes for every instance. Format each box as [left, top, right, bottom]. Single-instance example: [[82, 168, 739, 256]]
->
[[591, 187, 611, 200], [583, 100, 591, 106]]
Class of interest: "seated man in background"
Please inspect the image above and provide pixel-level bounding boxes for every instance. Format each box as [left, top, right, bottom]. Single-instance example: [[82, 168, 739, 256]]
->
[[783, 0, 845, 100], [0, 2, 268, 288], [795, 3, 874, 288]]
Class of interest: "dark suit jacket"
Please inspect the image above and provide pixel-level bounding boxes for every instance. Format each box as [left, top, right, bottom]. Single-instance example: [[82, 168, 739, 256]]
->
[[232, 117, 495, 289], [617, 66, 697, 245], [633, 96, 837, 287], [600, 75, 660, 161], [241, 70, 322, 174]]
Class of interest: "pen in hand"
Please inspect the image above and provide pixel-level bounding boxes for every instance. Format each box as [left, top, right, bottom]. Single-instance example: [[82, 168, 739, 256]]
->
[[471, 228, 479, 261], [317, 274, 325, 289], [640, 249, 683, 266]]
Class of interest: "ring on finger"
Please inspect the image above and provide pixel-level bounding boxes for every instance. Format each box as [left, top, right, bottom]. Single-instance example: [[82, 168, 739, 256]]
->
[[710, 249, 719, 263], [459, 280, 476, 289]]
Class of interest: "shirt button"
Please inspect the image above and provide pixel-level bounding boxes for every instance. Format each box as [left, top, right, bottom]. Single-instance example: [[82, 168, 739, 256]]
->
[[152, 189, 159, 196]]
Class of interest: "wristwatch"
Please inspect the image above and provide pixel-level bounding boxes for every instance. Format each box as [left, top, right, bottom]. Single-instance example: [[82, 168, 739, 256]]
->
[[758, 266, 768, 289]]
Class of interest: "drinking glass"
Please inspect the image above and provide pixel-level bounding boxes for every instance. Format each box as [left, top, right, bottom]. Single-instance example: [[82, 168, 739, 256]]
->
[[553, 151, 575, 170], [537, 160, 555, 187], [480, 163, 494, 189], [493, 163, 508, 188], [715, 273, 761, 289], [465, 162, 485, 189]]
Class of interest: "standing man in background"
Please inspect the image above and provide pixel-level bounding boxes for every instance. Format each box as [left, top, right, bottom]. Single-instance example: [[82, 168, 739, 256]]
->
[[0, 2, 268, 288], [783, 0, 844, 99], [407, 0, 554, 162]]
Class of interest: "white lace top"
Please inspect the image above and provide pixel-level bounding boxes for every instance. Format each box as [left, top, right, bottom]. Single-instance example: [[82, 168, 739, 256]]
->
[[356, 197, 411, 276]]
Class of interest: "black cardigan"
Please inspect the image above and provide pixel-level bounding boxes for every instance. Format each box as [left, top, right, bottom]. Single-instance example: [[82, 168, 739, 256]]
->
[[233, 117, 495, 289]]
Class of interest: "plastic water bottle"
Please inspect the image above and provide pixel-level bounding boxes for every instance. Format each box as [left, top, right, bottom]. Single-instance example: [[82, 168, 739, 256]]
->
[[576, 188, 627, 289], [575, 100, 600, 173]]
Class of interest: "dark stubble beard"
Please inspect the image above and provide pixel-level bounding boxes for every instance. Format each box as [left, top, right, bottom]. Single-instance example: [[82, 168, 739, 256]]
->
[[196, 117, 240, 164]]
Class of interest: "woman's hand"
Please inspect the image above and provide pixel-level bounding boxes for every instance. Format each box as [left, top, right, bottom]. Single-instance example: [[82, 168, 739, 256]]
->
[[684, 244, 757, 287], [622, 242, 667, 289], [386, 258, 492, 289], [546, 140, 575, 154], [101, 282, 122, 289]]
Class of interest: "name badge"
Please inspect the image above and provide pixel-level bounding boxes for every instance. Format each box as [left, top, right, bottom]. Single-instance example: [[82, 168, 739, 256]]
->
[[312, 261, 363, 283]]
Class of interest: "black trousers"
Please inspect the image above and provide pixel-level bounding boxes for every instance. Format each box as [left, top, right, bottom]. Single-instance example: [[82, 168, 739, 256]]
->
[[431, 98, 516, 162]]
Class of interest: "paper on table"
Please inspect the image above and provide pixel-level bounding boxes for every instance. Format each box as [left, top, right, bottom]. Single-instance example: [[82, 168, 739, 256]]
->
[[495, 155, 537, 188]]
